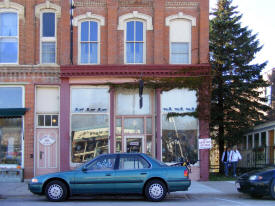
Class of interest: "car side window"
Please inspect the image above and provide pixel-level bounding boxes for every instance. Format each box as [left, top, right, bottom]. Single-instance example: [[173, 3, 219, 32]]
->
[[87, 156, 116, 171], [119, 156, 150, 170]]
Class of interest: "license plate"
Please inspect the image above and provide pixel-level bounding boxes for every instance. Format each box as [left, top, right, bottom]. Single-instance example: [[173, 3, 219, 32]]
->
[[235, 183, 240, 189]]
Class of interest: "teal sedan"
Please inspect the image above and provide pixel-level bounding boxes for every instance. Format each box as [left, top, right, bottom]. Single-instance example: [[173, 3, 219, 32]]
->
[[29, 153, 191, 202]]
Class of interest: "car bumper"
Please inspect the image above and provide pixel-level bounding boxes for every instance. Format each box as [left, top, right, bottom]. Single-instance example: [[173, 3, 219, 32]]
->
[[236, 179, 270, 195], [168, 179, 191, 192], [28, 182, 43, 195]]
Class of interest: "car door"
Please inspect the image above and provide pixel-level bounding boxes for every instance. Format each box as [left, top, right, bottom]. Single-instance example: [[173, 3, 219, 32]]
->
[[115, 154, 151, 193], [72, 154, 117, 194]]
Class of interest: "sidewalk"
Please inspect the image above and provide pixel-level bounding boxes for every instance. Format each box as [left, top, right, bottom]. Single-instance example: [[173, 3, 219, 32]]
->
[[0, 181, 238, 199]]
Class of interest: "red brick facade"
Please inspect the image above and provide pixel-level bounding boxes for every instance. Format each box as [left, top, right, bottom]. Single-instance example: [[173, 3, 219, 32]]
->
[[0, 0, 210, 180]]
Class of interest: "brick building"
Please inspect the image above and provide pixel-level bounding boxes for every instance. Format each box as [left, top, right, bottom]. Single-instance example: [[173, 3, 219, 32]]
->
[[0, 0, 211, 181]]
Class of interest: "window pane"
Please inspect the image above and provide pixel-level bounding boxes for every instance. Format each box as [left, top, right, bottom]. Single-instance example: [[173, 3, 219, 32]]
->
[[126, 43, 134, 63], [135, 42, 143, 63], [52, 115, 58, 126], [261, 132, 266, 146], [146, 135, 152, 156], [126, 21, 134, 41], [171, 43, 188, 53], [89, 43, 98, 63], [119, 156, 150, 170], [42, 13, 55, 37], [116, 118, 121, 134], [45, 115, 51, 126], [42, 42, 56, 63], [0, 39, 18, 63], [0, 13, 17, 36], [90, 21, 98, 41], [80, 43, 89, 63], [38, 115, 44, 126], [87, 156, 115, 170], [146, 118, 152, 134], [124, 118, 144, 134], [171, 43, 189, 64], [0, 87, 22, 108], [255, 133, 259, 148], [81, 21, 89, 41], [135, 21, 143, 41], [116, 136, 122, 153], [71, 114, 109, 163], [0, 118, 22, 166], [171, 53, 188, 64]]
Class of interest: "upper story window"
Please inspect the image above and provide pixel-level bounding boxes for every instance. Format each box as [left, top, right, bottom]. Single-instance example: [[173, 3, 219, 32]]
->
[[166, 12, 196, 64], [41, 12, 56, 64], [118, 11, 153, 64], [73, 12, 105, 65], [80, 21, 99, 64], [35, 1, 61, 65], [0, 12, 18, 64], [126, 21, 144, 64]]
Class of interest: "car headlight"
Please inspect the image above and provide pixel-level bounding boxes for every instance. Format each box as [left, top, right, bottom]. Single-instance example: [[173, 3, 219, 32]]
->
[[249, 175, 263, 181], [31, 178, 38, 183]]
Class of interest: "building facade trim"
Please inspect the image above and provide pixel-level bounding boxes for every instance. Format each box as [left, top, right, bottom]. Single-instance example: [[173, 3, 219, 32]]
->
[[118, 11, 153, 30], [72, 12, 105, 27], [165, 12, 196, 27], [35, 0, 61, 18], [0, 0, 24, 20]]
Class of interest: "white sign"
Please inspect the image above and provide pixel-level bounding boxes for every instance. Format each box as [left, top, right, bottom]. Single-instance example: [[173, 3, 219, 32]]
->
[[198, 138, 212, 149], [40, 136, 56, 146]]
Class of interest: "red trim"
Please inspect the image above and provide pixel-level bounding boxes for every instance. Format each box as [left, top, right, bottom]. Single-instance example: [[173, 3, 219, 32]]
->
[[61, 64, 211, 78]]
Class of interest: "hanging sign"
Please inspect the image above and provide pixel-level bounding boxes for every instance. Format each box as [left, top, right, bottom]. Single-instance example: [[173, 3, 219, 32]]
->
[[198, 138, 212, 149]]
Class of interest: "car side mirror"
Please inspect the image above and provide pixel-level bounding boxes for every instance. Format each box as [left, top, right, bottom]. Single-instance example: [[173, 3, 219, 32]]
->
[[82, 165, 88, 172]]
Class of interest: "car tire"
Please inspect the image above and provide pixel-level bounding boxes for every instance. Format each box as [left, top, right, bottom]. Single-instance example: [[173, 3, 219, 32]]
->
[[145, 179, 167, 202], [270, 179, 275, 199], [45, 180, 68, 202]]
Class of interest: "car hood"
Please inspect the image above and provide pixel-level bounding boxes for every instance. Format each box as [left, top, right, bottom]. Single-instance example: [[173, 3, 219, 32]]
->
[[240, 167, 275, 177]]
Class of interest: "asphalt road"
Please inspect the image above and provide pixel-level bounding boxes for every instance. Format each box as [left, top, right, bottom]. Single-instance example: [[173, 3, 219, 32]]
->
[[0, 181, 274, 206]]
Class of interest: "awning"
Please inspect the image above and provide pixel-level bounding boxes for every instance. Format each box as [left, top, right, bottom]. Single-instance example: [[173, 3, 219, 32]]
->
[[0, 108, 29, 117]]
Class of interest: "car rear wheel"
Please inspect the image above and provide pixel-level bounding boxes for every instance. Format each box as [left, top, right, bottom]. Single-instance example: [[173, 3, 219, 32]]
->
[[270, 179, 275, 199], [145, 179, 167, 202], [45, 180, 68, 202]]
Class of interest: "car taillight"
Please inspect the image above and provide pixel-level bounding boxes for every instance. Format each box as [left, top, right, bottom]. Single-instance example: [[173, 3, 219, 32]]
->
[[184, 170, 188, 177]]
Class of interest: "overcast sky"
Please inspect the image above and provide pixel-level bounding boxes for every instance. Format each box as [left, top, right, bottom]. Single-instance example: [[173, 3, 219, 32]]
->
[[209, 0, 275, 71]]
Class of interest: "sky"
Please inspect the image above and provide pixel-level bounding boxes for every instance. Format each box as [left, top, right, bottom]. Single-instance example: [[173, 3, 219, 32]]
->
[[209, 0, 275, 71]]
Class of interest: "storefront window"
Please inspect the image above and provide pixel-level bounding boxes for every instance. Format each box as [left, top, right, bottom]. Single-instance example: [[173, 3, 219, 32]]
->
[[261, 132, 266, 146], [161, 89, 198, 163], [0, 118, 23, 167], [71, 87, 109, 163]]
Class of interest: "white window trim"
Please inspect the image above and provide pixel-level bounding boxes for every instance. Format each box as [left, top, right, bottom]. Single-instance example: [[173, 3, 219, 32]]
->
[[34, 0, 61, 19], [0, 0, 24, 19], [40, 10, 57, 65], [70, 86, 110, 168], [124, 19, 146, 64], [73, 12, 105, 65], [166, 12, 196, 65], [0, 9, 19, 65]]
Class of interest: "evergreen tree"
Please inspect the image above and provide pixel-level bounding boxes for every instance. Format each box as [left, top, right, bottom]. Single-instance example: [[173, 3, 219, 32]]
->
[[209, 0, 270, 167]]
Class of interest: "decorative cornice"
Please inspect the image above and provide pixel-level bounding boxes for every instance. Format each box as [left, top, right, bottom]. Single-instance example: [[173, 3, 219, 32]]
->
[[35, 0, 61, 18], [119, 0, 153, 8], [0, 0, 24, 20], [118, 11, 153, 30], [60, 64, 211, 78], [73, 12, 105, 27], [74, 0, 107, 8], [166, 12, 196, 27], [166, 1, 199, 9]]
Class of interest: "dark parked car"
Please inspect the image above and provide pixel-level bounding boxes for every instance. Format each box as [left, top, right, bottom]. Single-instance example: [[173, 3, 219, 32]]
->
[[29, 153, 191, 202], [235, 167, 275, 199]]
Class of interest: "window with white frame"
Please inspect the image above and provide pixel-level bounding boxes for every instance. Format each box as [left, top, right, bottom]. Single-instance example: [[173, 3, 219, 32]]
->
[[166, 13, 196, 64], [125, 20, 144, 64], [41, 12, 56, 64], [0, 12, 18, 63], [80, 21, 99, 64]]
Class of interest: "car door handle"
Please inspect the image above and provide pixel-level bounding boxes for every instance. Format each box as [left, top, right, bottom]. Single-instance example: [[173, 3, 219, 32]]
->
[[140, 172, 147, 175], [105, 173, 112, 176]]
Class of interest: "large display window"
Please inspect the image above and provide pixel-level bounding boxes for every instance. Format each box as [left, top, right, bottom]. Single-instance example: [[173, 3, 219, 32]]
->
[[70, 87, 110, 163], [161, 89, 198, 163]]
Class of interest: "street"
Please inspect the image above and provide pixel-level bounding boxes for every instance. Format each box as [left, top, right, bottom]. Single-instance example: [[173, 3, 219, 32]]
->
[[0, 181, 274, 206]]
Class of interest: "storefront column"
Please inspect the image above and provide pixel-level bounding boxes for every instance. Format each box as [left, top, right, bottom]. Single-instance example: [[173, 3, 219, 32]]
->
[[156, 89, 161, 160], [110, 88, 115, 153], [60, 78, 70, 171]]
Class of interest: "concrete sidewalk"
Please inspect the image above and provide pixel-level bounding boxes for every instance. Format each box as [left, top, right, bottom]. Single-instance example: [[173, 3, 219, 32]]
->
[[0, 181, 238, 199]]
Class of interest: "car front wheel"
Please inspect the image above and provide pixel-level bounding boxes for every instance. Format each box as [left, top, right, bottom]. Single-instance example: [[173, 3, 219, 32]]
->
[[45, 180, 68, 202], [145, 179, 167, 202], [270, 179, 275, 199]]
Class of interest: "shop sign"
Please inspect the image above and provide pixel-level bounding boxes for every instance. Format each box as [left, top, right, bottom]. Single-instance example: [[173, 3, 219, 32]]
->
[[198, 138, 212, 149], [73, 107, 108, 113], [40, 136, 56, 146], [162, 107, 196, 113], [129, 142, 139, 146]]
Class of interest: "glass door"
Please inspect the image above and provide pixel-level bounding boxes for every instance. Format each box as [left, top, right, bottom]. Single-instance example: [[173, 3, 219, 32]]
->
[[124, 136, 144, 153]]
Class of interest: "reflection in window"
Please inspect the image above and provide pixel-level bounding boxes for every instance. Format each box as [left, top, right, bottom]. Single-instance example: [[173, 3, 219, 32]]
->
[[0, 118, 22, 166], [116, 136, 122, 153], [87, 155, 115, 170], [162, 115, 198, 163], [254, 133, 259, 148], [0, 12, 18, 63], [126, 21, 144, 63], [261, 132, 266, 146], [124, 118, 144, 134], [0, 87, 22, 108]]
